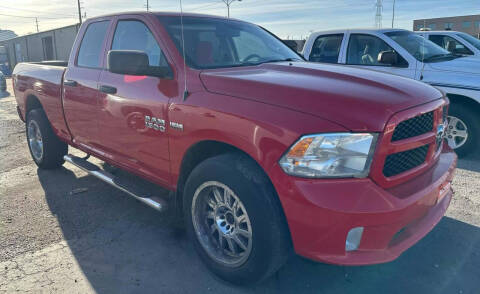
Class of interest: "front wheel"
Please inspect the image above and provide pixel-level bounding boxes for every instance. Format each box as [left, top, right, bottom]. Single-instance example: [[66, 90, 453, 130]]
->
[[183, 153, 291, 284], [446, 104, 478, 157]]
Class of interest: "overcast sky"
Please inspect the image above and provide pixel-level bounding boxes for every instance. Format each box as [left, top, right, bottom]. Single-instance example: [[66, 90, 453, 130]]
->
[[1, 0, 479, 38]]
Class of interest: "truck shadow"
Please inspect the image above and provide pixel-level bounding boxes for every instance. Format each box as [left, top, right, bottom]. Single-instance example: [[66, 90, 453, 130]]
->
[[38, 167, 479, 294], [457, 153, 480, 173]]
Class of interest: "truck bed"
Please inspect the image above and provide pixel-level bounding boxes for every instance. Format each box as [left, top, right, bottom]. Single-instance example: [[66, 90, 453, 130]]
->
[[13, 62, 68, 140]]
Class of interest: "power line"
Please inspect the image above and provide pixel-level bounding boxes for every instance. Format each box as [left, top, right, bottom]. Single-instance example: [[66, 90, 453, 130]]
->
[[0, 5, 77, 18], [0, 12, 74, 20]]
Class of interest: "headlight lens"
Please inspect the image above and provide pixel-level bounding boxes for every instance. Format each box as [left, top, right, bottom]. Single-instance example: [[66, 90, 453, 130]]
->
[[279, 133, 377, 178]]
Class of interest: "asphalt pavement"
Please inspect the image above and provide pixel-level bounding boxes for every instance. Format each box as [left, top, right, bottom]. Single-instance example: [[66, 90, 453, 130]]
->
[[1, 79, 479, 293]]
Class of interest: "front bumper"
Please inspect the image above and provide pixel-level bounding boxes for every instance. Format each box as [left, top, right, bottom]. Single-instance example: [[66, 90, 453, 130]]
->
[[272, 147, 457, 265]]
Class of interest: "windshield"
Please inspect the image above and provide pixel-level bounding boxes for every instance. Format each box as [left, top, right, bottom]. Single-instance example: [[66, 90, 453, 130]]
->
[[457, 33, 480, 51], [158, 16, 301, 69], [385, 31, 452, 62]]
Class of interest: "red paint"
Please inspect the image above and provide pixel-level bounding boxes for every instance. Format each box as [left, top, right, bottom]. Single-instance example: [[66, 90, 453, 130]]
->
[[12, 12, 456, 265]]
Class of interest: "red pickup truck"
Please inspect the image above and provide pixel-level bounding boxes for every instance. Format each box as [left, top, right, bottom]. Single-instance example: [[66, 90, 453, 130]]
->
[[13, 12, 456, 284]]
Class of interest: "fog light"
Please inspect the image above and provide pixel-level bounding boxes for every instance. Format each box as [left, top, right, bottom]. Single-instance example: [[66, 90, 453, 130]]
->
[[345, 227, 364, 252]]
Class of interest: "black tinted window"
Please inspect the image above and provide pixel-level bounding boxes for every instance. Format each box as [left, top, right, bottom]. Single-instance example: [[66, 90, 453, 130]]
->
[[112, 20, 169, 67], [309, 34, 343, 63], [77, 21, 110, 68]]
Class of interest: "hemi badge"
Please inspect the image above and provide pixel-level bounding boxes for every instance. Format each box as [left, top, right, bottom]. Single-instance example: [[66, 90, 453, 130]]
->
[[170, 122, 184, 131]]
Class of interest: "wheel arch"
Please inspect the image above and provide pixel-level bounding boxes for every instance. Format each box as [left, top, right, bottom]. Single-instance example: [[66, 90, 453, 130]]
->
[[25, 94, 44, 119], [446, 93, 480, 113], [175, 140, 286, 223]]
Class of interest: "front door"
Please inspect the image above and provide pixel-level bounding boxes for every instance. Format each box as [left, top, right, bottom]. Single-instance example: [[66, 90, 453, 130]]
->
[[97, 17, 177, 186], [63, 19, 111, 152]]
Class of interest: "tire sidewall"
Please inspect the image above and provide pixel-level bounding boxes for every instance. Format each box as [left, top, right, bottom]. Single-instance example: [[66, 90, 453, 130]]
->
[[183, 154, 288, 284], [26, 110, 46, 165]]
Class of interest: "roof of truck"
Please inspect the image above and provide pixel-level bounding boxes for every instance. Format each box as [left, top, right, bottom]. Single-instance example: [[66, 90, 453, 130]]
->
[[309, 28, 408, 35], [89, 11, 236, 21]]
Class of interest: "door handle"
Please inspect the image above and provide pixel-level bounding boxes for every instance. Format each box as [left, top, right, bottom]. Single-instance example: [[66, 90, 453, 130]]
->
[[99, 85, 117, 94], [64, 79, 77, 87]]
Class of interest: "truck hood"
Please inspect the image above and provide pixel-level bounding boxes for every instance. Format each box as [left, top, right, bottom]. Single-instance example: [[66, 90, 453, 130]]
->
[[426, 56, 480, 75], [422, 57, 480, 91], [200, 62, 443, 131]]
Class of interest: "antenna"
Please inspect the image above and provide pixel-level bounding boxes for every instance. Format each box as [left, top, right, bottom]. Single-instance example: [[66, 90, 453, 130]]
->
[[179, 0, 189, 100], [420, 19, 427, 80]]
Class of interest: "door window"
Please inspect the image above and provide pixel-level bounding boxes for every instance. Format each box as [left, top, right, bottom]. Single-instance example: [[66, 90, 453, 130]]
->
[[429, 35, 473, 55], [309, 34, 343, 63], [77, 21, 110, 68], [112, 20, 169, 68], [346, 34, 406, 66]]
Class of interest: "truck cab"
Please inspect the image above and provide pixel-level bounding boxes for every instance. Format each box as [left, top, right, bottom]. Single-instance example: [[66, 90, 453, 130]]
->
[[303, 29, 480, 156]]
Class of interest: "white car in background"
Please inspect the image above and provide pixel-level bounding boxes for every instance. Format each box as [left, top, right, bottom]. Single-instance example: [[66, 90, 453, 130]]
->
[[416, 31, 480, 59], [302, 29, 480, 156]]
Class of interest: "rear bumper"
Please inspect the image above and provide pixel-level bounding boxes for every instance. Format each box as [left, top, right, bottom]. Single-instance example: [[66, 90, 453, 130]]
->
[[272, 147, 457, 265]]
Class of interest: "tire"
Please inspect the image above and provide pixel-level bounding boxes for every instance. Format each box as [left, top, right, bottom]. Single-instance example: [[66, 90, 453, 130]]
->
[[183, 153, 291, 285], [447, 103, 479, 157], [26, 108, 67, 169]]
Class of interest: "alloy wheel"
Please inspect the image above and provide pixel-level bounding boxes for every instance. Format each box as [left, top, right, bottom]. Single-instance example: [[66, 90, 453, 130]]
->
[[28, 120, 43, 161], [191, 181, 253, 267], [446, 115, 468, 149]]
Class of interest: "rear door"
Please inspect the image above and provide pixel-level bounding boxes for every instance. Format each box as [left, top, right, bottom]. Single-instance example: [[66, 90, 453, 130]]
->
[[63, 18, 112, 152], [305, 34, 345, 64], [344, 33, 416, 79], [97, 15, 177, 185]]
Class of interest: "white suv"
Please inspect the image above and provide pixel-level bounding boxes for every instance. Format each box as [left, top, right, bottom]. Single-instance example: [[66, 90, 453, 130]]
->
[[416, 31, 480, 59], [303, 29, 480, 156]]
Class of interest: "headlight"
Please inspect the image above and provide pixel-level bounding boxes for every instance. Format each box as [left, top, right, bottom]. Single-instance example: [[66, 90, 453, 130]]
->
[[279, 133, 377, 178]]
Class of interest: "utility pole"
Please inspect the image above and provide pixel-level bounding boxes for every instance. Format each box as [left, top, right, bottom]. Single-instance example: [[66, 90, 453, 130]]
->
[[35, 17, 39, 32], [146, 0, 150, 11], [77, 0, 82, 24], [222, 0, 242, 18], [375, 0, 383, 29], [391, 0, 396, 28]]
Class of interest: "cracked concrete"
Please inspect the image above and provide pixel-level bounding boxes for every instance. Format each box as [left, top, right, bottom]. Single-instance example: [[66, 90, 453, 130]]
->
[[1, 79, 480, 293]]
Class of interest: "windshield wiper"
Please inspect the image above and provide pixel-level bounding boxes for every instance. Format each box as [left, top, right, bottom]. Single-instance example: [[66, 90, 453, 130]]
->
[[261, 58, 303, 64]]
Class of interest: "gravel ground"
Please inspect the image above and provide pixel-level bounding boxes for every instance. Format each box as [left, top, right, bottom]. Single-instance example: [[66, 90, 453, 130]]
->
[[1, 78, 479, 293]]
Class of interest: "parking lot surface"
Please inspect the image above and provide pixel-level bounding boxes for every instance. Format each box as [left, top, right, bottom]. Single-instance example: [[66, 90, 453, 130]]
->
[[1, 79, 479, 293]]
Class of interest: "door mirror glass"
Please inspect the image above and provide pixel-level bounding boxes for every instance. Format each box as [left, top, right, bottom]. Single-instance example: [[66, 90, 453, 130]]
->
[[378, 50, 398, 65], [107, 50, 173, 78], [107, 50, 149, 75]]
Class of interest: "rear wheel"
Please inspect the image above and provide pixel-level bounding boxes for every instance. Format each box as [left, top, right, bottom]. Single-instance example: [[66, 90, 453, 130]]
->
[[447, 104, 478, 157], [26, 109, 67, 169], [183, 153, 291, 284]]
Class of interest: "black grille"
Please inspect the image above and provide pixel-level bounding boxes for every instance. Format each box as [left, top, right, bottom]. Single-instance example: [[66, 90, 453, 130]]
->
[[383, 145, 429, 177], [391, 112, 434, 142]]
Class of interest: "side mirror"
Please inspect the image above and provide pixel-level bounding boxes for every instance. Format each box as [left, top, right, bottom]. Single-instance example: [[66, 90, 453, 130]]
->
[[378, 50, 398, 66], [108, 50, 149, 76], [108, 50, 173, 79]]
